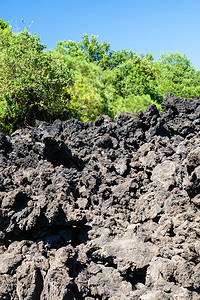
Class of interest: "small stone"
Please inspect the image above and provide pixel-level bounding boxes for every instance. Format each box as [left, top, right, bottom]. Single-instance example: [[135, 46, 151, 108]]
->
[[76, 198, 88, 209]]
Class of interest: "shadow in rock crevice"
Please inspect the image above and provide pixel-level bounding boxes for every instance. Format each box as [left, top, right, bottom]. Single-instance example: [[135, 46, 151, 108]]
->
[[2, 207, 92, 250], [12, 192, 32, 213], [43, 137, 84, 170], [124, 265, 148, 287]]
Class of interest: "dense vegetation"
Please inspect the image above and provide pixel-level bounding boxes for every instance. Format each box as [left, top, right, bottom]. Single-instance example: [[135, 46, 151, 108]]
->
[[1, 19, 200, 134]]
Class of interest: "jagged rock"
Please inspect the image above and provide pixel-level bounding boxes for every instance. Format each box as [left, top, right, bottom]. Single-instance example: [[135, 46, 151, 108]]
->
[[88, 263, 132, 299], [16, 262, 43, 300], [40, 268, 75, 300], [0, 95, 200, 299]]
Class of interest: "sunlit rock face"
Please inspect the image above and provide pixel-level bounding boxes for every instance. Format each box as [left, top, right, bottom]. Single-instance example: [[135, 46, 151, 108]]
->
[[0, 95, 200, 299]]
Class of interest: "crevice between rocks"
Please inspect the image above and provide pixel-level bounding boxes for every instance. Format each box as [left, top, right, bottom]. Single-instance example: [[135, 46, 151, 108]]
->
[[124, 265, 148, 288], [3, 223, 92, 250], [88, 251, 148, 290]]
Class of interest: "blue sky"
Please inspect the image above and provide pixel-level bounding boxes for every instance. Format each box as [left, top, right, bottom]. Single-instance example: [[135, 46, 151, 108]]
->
[[1, 0, 200, 69]]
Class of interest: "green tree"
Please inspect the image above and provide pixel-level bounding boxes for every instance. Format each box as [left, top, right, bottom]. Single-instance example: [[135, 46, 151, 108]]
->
[[56, 34, 134, 70], [110, 94, 161, 117], [59, 54, 105, 121], [113, 55, 162, 103], [157, 52, 200, 98], [55, 38, 115, 120], [0, 25, 73, 133], [0, 19, 9, 30], [55, 35, 162, 118]]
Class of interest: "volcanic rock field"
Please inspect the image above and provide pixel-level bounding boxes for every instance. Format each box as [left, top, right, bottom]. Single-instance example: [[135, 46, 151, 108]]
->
[[0, 95, 200, 299]]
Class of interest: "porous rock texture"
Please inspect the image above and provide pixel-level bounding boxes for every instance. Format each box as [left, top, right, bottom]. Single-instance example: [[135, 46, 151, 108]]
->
[[0, 95, 200, 299]]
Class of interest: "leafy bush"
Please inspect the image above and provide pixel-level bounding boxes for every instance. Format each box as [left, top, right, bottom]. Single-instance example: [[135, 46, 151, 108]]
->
[[0, 25, 73, 134], [113, 56, 163, 103], [110, 94, 161, 117], [156, 52, 200, 98], [55, 54, 105, 121]]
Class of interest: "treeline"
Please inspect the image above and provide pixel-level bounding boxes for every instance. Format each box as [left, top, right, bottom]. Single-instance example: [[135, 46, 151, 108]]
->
[[1, 19, 200, 134]]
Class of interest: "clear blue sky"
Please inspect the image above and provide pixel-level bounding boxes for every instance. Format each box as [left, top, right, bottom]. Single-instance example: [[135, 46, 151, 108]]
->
[[1, 0, 200, 69]]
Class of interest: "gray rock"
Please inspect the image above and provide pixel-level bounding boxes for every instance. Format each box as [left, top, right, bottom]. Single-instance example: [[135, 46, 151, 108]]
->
[[0, 95, 200, 298]]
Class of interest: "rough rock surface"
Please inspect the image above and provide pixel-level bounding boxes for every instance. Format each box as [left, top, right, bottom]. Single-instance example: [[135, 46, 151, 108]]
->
[[0, 95, 200, 299]]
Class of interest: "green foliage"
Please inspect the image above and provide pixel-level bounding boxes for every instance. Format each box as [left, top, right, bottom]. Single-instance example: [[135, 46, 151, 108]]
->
[[59, 55, 105, 121], [0, 25, 73, 133], [156, 52, 200, 98], [0, 19, 9, 30], [113, 55, 163, 103], [56, 34, 134, 70], [0, 20, 200, 135], [55, 37, 163, 120], [108, 94, 161, 117]]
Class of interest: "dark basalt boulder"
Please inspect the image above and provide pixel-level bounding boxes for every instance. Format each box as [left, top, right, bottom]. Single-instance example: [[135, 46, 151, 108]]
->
[[0, 95, 200, 299]]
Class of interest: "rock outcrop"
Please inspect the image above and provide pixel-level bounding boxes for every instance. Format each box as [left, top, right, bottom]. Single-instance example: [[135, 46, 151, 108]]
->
[[0, 95, 200, 299]]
